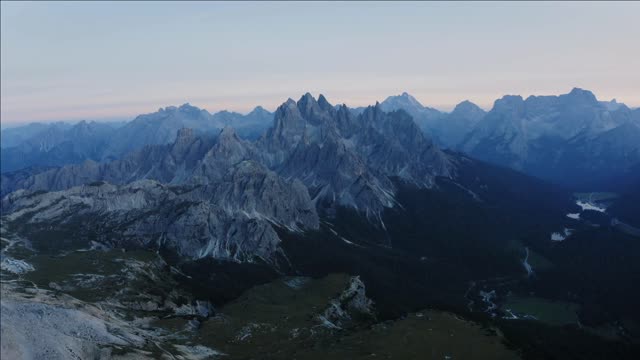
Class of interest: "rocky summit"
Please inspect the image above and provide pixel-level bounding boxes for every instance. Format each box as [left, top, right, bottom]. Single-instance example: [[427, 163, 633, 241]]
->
[[259, 93, 452, 213]]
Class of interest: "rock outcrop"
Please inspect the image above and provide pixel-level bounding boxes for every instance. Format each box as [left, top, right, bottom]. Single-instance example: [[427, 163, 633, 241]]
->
[[2, 164, 318, 264], [316, 276, 375, 329]]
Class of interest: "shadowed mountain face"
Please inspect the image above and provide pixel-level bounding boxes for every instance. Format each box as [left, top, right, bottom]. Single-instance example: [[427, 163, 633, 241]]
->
[[459, 88, 640, 190], [259, 93, 451, 213], [379, 92, 444, 134], [212, 106, 274, 140], [0, 121, 117, 173], [1, 122, 73, 149], [101, 104, 219, 159], [375, 89, 640, 191], [100, 104, 272, 160], [379, 93, 486, 149], [0, 105, 274, 173], [438, 100, 487, 147]]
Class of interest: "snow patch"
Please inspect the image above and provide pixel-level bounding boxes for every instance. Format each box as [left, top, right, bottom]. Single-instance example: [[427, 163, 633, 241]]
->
[[551, 228, 573, 242], [341, 237, 355, 245], [283, 277, 309, 289], [566, 213, 580, 220], [503, 309, 519, 320], [576, 200, 606, 213], [173, 344, 225, 359], [522, 247, 534, 277], [1, 257, 34, 275]]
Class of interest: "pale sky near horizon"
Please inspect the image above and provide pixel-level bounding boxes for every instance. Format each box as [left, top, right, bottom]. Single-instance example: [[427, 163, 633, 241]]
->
[[1, 1, 639, 125]]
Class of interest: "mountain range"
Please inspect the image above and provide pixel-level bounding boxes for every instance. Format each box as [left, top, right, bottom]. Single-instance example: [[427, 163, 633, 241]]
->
[[2, 91, 640, 358], [2, 92, 580, 277], [2, 94, 458, 263], [5, 88, 636, 191], [0, 105, 274, 172], [2, 93, 572, 261], [459, 88, 640, 189], [378, 89, 640, 190]]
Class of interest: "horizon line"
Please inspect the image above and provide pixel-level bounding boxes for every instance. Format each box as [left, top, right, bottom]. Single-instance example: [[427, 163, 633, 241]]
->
[[1, 88, 636, 127]]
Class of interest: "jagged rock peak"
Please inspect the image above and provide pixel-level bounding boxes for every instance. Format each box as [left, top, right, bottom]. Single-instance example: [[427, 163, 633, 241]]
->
[[297, 92, 320, 114], [600, 98, 629, 112], [275, 98, 302, 118], [218, 126, 238, 139], [156, 103, 207, 115], [497, 94, 524, 103], [363, 102, 386, 118], [336, 103, 351, 115], [281, 98, 297, 110], [159, 106, 176, 112], [300, 92, 315, 101], [565, 87, 598, 104], [317, 94, 333, 111], [454, 100, 476, 110], [249, 105, 270, 115], [493, 95, 525, 111], [568, 87, 595, 97], [452, 100, 485, 115], [384, 92, 424, 107], [270, 99, 302, 129], [213, 126, 244, 151]]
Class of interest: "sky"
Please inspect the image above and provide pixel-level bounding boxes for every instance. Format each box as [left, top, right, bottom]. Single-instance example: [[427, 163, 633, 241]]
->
[[1, 1, 639, 125]]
